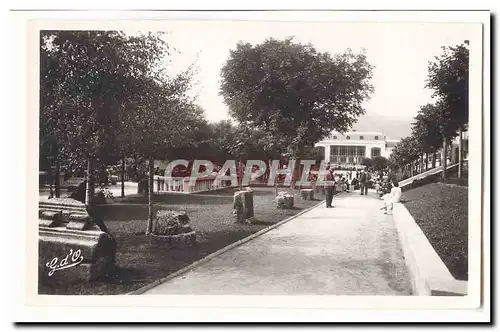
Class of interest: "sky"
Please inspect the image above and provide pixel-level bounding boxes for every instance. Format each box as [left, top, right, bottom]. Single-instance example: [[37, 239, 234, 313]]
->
[[142, 21, 474, 122]]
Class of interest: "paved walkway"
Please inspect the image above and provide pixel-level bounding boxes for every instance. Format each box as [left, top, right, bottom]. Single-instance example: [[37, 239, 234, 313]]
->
[[143, 190, 412, 295]]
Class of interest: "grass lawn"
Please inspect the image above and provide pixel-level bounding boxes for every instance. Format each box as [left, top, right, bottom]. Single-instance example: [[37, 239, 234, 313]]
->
[[402, 182, 468, 281], [39, 186, 325, 295]]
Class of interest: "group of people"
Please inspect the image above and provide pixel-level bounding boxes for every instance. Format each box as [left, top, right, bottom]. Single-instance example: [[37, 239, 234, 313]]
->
[[322, 166, 402, 213]]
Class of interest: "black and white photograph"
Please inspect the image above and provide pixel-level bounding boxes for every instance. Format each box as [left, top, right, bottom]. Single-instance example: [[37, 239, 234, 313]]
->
[[9, 8, 490, 323]]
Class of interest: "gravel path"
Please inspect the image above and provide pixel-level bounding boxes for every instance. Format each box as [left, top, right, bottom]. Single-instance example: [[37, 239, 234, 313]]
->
[[144, 190, 412, 295]]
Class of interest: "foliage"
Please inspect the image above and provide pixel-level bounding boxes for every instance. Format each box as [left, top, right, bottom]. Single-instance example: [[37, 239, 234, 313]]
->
[[152, 210, 190, 235], [40, 31, 169, 170], [93, 187, 114, 204], [389, 136, 420, 168], [117, 76, 204, 161], [39, 30, 179, 191], [411, 102, 446, 153], [302, 146, 325, 162], [360, 158, 372, 168], [220, 37, 374, 158], [426, 42, 469, 133], [167, 120, 286, 165], [390, 42, 468, 172], [371, 156, 389, 171]]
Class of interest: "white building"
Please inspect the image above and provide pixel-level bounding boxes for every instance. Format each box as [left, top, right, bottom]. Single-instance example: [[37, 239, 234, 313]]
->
[[315, 131, 399, 165]]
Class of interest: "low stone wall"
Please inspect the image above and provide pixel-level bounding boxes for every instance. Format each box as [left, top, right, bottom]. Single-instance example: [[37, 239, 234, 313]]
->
[[392, 202, 467, 296]]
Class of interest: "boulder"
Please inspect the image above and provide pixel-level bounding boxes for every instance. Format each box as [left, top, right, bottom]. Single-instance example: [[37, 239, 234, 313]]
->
[[300, 189, 314, 201], [233, 189, 254, 223], [149, 210, 197, 249], [276, 191, 294, 209]]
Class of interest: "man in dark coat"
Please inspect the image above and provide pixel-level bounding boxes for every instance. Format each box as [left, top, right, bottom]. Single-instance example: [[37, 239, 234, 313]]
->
[[325, 167, 336, 208], [360, 170, 368, 195]]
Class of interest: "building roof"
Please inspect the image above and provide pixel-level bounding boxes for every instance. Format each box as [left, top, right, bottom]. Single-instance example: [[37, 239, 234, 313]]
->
[[331, 131, 385, 136]]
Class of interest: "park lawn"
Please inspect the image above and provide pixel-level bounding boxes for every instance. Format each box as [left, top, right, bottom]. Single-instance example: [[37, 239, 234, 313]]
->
[[402, 182, 468, 281], [39, 187, 325, 295]]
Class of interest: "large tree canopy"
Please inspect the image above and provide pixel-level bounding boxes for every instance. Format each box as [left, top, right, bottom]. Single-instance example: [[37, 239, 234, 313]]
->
[[219, 38, 374, 157], [40, 30, 169, 172]]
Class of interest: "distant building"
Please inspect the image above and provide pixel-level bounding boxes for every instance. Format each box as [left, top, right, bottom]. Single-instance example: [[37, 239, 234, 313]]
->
[[315, 131, 399, 165]]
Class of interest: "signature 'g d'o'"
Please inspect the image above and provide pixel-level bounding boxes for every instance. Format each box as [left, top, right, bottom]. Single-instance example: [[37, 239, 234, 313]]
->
[[46, 249, 84, 276]]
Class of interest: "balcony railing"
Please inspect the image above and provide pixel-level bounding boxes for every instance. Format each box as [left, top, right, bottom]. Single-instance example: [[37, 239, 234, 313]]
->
[[153, 175, 234, 194]]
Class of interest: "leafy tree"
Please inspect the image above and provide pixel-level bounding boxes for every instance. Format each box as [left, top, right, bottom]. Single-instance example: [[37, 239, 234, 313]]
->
[[119, 73, 202, 233], [220, 38, 374, 187], [426, 43, 469, 133], [411, 102, 449, 170], [302, 146, 325, 162], [40, 31, 168, 203], [371, 156, 389, 172], [412, 104, 445, 151], [361, 158, 373, 168], [389, 136, 420, 176], [426, 42, 469, 178]]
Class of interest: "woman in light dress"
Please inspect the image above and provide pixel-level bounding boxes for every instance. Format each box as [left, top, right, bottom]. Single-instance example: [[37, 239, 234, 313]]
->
[[380, 181, 402, 214]]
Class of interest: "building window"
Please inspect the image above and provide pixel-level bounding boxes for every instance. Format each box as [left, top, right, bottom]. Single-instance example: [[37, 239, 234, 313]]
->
[[330, 145, 366, 165], [374, 136, 379, 140], [346, 136, 351, 140], [360, 136, 364, 140], [371, 147, 381, 158]]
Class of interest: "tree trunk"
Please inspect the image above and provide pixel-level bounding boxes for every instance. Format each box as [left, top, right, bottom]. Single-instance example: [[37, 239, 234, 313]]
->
[[290, 157, 302, 189], [432, 148, 437, 168], [425, 153, 429, 171], [85, 158, 92, 207], [458, 129, 463, 179], [419, 154, 424, 174], [146, 155, 154, 235], [441, 138, 448, 179], [48, 166, 54, 199], [121, 156, 125, 198], [54, 160, 61, 198]]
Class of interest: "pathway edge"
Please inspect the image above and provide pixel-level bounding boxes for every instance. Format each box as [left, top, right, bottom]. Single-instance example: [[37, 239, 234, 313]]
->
[[392, 202, 467, 296], [128, 198, 329, 295]]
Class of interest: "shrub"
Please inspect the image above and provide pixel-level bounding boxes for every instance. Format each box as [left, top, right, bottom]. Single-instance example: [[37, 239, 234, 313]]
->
[[153, 210, 190, 235], [93, 187, 114, 204]]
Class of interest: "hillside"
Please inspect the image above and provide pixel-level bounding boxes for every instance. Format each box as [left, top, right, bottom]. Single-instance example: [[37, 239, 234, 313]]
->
[[352, 113, 413, 140]]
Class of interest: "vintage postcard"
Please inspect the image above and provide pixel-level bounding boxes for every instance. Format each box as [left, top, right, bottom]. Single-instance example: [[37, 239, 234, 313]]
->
[[13, 9, 491, 323]]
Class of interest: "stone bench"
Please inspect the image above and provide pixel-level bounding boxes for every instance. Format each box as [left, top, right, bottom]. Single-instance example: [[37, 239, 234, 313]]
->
[[38, 198, 116, 285], [300, 189, 314, 201]]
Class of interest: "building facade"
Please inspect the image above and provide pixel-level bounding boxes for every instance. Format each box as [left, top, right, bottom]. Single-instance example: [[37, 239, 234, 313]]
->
[[315, 131, 399, 165]]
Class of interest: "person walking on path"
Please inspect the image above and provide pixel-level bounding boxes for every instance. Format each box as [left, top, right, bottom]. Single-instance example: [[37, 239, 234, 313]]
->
[[359, 170, 368, 195], [325, 167, 336, 208]]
